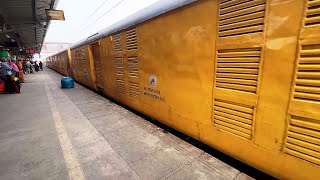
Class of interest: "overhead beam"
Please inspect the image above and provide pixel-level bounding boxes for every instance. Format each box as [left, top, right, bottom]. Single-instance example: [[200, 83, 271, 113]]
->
[[0, 14, 4, 32], [0, 25, 45, 33]]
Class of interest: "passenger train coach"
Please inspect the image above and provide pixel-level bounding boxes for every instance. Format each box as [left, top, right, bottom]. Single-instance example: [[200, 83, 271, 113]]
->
[[46, 0, 320, 179]]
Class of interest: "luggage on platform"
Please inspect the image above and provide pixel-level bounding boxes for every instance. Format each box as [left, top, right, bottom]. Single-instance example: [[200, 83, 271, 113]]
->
[[61, 77, 74, 89]]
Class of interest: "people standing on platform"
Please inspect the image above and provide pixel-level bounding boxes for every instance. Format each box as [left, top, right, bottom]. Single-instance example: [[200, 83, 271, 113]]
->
[[0, 58, 12, 77], [29, 61, 34, 73], [39, 61, 43, 71], [26, 60, 31, 73], [10, 59, 19, 78], [0, 58, 16, 94], [16, 60, 24, 83], [34, 61, 39, 72], [23, 60, 28, 74]]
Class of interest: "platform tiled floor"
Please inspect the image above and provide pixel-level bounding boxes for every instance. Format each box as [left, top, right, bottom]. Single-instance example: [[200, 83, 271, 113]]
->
[[0, 68, 254, 180]]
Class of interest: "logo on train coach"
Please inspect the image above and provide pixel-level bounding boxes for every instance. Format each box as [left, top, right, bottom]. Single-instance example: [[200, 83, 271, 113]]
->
[[149, 75, 157, 87]]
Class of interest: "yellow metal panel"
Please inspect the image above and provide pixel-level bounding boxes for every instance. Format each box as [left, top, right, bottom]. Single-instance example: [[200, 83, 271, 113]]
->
[[69, 45, 97, 90], [99, 36, 117, 98], [253, 0, 304, 151], [137, 1, 217, 138], [200, 123, 320, 180], [49, 0, 320, 179]]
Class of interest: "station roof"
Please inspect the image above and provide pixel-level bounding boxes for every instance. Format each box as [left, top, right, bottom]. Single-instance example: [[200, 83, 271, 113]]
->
[[0, 0, 58, 53]]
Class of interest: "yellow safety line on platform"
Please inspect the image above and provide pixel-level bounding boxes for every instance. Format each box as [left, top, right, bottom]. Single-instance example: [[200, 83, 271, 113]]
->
[[44, 78, 86, 180]]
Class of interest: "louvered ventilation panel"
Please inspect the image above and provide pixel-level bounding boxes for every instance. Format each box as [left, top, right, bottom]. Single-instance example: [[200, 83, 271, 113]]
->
[[305, 0, 320, 26], [213, 99, 254, 139], [126, 28, 137, 51], [215, 48, 261, 93], [284, 116, 320, 165], [294, 44, 320, 103], [115, 57, 124, 75], [79, 48, 84, 61], [80, 47, 86, 71], [113, 33, 122, 53], [218, 0, 266, 38], [128, 56, 139, 78], [95, 61, 102, 76], [95, 59, 103, 87], [81, 47, 85, 57], [129, 82, 140, 100], [116, 79, 125, 95], [80, 48, 88, 83]]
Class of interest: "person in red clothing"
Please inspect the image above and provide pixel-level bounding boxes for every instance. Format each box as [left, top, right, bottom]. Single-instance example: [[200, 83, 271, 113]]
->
[[1, 58, 17, 94]]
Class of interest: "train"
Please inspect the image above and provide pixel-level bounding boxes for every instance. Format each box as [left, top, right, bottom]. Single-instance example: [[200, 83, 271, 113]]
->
[[46, 0, 320, 179]]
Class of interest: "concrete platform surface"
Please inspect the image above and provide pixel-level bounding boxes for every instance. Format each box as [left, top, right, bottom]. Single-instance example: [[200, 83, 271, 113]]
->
[[0, 68, 254, 180]]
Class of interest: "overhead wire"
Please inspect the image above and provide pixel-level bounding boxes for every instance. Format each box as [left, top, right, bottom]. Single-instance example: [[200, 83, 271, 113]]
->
[[79, 0, 126, 36], [56, 0, 112, 42], [78, 0, 111, 29]]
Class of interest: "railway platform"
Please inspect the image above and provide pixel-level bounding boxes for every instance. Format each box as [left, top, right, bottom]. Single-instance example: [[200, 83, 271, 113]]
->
[[0, 68, 254, 180]]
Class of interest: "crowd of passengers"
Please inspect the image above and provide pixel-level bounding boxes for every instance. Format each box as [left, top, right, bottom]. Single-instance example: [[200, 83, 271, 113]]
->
[[0, 57, 43, 94]]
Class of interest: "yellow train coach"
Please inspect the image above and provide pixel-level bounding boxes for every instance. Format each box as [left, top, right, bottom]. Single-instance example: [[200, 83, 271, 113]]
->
[[46, 0, 320, 179]]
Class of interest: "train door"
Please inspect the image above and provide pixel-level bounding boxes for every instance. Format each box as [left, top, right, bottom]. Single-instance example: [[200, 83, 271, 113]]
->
[[92, 43, 104, 89]]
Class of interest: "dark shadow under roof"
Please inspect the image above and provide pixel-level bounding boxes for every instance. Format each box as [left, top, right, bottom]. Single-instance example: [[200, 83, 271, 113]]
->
[[0, 0, 59, 53]]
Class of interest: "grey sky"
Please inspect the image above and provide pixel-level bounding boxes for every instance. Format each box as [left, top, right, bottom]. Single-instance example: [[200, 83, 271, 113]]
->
[[44, 0, 160, 43]]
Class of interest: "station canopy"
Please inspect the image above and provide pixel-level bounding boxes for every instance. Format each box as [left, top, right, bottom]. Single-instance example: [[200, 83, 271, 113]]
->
[[0, 0, 58, 53]]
